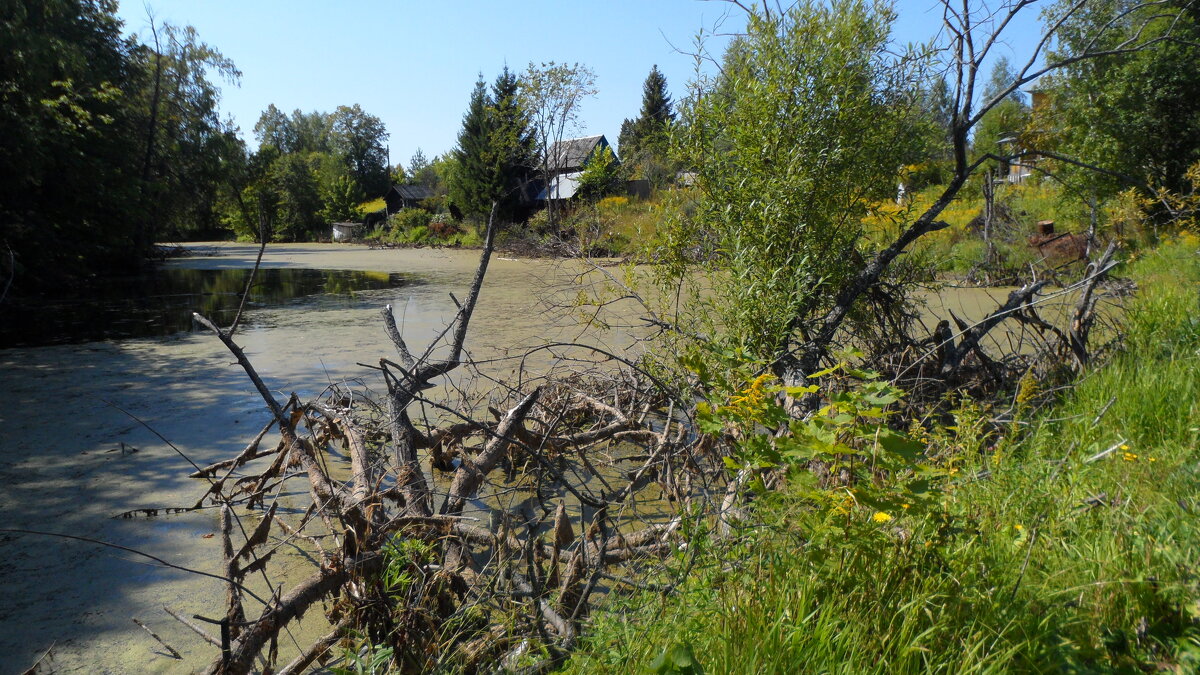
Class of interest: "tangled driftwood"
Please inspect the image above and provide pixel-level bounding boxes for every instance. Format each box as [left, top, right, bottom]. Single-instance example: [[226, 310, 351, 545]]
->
[[179, 211, 704, 673], [168, 199, 1127, 673]]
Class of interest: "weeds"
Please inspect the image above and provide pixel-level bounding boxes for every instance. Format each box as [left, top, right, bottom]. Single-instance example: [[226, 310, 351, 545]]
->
[[566, 242, 1200, 673]]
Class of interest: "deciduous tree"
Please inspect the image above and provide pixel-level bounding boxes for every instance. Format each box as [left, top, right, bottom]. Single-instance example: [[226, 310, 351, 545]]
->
[[331, 103, 389, 197], [520, 62, 597, 226], [1039, 0, 1200, 199]]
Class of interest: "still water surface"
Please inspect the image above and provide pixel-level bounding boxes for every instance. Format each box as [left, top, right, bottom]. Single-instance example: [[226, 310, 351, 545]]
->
[[0, 243, 1016, 673], [0, 243, 654, 673], [0, 267, 417, 348]]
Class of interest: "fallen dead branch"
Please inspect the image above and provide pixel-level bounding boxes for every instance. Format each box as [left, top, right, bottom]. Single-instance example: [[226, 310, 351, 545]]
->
[[180, 206, 702, 673], [175, 180, 1128, 673]]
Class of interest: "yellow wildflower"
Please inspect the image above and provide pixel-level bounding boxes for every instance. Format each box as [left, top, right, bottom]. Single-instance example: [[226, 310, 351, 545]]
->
[[1014, 524, 1024, 531], [1123, 452, 1139, 462], [872, 512, 893, 523], [729, 373, 773, 415]]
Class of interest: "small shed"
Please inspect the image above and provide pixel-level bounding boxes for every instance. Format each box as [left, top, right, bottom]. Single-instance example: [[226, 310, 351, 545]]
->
[[625, 179, 651, 199], [384, 184, 436, 212], [331, 222, 358, 242]]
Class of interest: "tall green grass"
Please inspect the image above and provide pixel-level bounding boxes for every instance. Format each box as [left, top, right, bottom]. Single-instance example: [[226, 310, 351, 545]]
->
[[566, 243, 1200, 673]]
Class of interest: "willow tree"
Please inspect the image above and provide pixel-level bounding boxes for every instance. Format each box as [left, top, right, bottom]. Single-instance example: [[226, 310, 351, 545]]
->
[[661, 0, 927, 366], [654, 0, 1187, 384]]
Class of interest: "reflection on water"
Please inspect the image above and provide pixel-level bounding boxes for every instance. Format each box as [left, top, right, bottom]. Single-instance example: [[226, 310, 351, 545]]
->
[[0, 267, 417, 348]]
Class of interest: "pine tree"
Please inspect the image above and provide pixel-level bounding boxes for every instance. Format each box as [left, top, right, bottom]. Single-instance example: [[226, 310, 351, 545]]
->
[[622, 65, 676, 186], [449, 76, 499, 219], [489, 66, 536, 220]]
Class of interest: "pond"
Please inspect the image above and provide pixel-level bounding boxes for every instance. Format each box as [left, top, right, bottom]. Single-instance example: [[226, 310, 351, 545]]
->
[[0, 267, 418, 348], [0, 243, 629, 673], [0, 242, 1026, 673]]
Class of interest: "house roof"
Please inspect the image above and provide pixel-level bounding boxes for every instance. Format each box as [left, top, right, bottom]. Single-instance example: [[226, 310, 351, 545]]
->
[[548, 135, 609, 172], [389, 184, 435, 201]]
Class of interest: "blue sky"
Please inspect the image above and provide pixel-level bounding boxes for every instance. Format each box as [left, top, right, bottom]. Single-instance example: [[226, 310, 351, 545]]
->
[[115, 1, 1046, 169]]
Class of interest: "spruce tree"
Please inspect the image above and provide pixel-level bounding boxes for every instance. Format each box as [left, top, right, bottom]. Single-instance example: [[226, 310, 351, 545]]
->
[[638, 65, 675, 131], [623, 65, 677, 187], [449, 68, 536, 223], [489, 66, 536, 220], [449, 76, 498, 219], [618, 118, 637, 159]]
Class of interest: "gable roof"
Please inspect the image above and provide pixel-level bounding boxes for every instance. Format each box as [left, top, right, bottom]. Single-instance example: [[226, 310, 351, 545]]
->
[[389, 184, 435, 201], [548, 135, 609, 172]]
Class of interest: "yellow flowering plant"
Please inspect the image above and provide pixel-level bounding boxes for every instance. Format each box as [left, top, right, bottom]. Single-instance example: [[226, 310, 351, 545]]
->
[[687, 347, 951, 542]]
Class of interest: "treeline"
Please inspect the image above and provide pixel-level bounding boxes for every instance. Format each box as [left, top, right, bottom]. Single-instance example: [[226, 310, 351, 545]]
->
[[6, 0, 1196, 296], [1, 0, 244, 290], [225, 104, 391, 242], [0, 0, 404, 294]]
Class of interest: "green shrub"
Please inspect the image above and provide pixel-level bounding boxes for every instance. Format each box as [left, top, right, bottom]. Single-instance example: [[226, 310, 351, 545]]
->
[[567, 241, 1200, 674], [389, 208, 432, 235]]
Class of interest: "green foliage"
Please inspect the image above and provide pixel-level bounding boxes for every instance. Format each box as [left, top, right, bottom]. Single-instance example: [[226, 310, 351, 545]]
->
[[660, 0, 928, 362], [972, 59, 1031, 169], [389, 208, 432, 235], [577, 146, 622, 201], [620, 65, 677, 188], [381, 537, 435, 600], [333, 640, 394, 675], [688, 348, 943, 515], [321, 174, 365, 223], [267, 153, 324, 241], [408, 148, 433, 186], [1040, 0, 1200, 199], [449, 68, 537, 223], [449, 77, 497, 219], [646, 643, 704, 674], [905, 180, 1083, 275], [331, 103, 390, 197], [240, 101, 391, 241], [973, 97, 1030, 163], [0, 0, 245, 289], [569, 241, 1200, 673]]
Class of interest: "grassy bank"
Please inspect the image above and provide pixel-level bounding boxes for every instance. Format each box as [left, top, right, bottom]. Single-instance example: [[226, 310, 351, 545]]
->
[[566, 241, 1200, 673]]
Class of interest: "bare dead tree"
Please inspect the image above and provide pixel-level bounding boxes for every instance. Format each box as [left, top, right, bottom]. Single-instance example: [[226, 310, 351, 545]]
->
[[771, 0, 1187, 383]]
